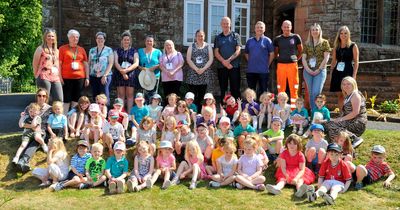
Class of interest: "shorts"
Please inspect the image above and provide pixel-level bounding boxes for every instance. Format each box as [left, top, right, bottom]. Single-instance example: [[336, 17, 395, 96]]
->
[[66, 170, 86, 180], [352, 171, 373, 185], [22, 131, 43, 143], [321, 179, 345, 191], [266, 150, 279, 162]]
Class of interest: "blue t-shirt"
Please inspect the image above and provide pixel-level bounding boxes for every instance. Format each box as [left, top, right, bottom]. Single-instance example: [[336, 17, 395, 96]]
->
[[244, 35, 274, 73], [47, 114, 67, 129], [234, 124, 256, 137], [88, 46, 113, 77], [130, 105, 149, 125], [188, 103, 198, 113], [214, 31, 242, 68], [291, 107, 309, 118], [138, 48, 162, 78], [106, 156, 129, 178], [70, 153, 92, 174], [312, 106, 330, 121]]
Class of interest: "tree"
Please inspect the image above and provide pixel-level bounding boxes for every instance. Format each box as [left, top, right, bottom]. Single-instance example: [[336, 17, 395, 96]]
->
[[0, 0, 42, 92]]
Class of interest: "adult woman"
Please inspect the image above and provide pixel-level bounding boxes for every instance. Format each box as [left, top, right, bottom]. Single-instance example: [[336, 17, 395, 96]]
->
[[59, 29, 89, 113], [185, 30, 214, 109], [138, 35, 162, 102], [159, 40, 184, 97], [302, 23, 331, 111], [324, 77, 367, 148], [88, 32, 114, 101], [114, 30, 139, 111], [16, 88, 52, 173], [32, 28, 63, 102], [329, 26, 359, 109]]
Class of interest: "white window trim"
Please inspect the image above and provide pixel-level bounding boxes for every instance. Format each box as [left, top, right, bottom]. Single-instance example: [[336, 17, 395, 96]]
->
[[183, 0, 204, 46], [207, 0, 228, 45], [231, 1, 250, 49]]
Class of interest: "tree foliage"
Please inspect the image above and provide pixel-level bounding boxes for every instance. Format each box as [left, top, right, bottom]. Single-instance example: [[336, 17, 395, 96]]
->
[[0, 0, 42, 91]]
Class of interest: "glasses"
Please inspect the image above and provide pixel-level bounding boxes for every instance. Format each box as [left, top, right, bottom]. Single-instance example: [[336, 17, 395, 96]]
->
[[37, 94, 47, 98]]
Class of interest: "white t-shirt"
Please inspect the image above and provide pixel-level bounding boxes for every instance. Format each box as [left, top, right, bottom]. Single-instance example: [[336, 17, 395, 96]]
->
[[102, 121, 124, 140], [217, 155, 238, 175]]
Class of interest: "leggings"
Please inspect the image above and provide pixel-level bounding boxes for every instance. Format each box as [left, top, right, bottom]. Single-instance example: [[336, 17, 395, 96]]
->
[[36, 77, 63, 102]]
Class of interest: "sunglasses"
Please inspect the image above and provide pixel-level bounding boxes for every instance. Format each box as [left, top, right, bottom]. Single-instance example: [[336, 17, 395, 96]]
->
[[37, 94, 47, 98]]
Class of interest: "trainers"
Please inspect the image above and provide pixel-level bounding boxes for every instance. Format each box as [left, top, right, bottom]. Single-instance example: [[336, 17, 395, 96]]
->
[[235, 183, 243, 189], [209, 181, 221, 188], [162, 180, 171, 190], [319, 191, 334, 205], [354, 182, 363, 190], [12, 157, 19, 164], [170, 178, 180, 186], [79, 183, 92, 189], [189, 181, 196, 190], [256, 184, 266, 191], [295, 184, 308, 198], [134, 185, 140, 192], [39, 181, 51, 188], [306, 185, 316, 202], [109, 182, 117, 194], [116, 180, 124, 193], [53, 182, 64, 192], [42, 144, 48, 153], [146, 178, 153, 189], [266, 184, 281, 195], [127, 180, 135, 192], [352, 137, 364, 149]]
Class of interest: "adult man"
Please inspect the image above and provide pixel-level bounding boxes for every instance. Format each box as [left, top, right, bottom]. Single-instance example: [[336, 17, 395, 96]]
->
[[273, 20, 303, 109], [214, 17, 242, 99], [245, 21, 274, 96]]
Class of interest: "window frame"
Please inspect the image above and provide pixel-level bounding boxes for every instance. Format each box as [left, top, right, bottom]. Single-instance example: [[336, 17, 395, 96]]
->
[[231, 0, 251, 48], [207, 0, 228, 45], [183, 0, 205, 46]]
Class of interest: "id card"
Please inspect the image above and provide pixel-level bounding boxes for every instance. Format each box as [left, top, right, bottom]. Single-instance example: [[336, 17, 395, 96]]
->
[[309, 57, 317, 68], [51, 66, 59, 75], [121, 61, 131, 69], [166, 62, 173, 70], [71, 61, 79, 70], [196, 56, 203, 64], [290, 55, 297, 61], [337, 62, 345, 71]]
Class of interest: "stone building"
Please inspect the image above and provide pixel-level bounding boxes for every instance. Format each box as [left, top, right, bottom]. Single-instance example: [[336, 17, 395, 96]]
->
[[43, 0, 400, 108]]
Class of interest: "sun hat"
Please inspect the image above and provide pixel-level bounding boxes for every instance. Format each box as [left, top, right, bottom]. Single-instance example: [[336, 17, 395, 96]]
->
[[371, 145, 386, 154], [151, 93, 162, 100], [310, 124, 324, 132], [327, 143, 343, 153], [109, 109, 119, 119], [114, 98, 123, 106], [89, 103, 101, 113], [219, 116, 231, 125], [159, 141, 173, 150], [113, 141, 126, 151], [77, 140, 89, 148], [271, 116, 283, 124], [139, 69, 156, 91], [204, 93, 214, 100], [185, 92, 195, 100], [135, 92, 144, 100]]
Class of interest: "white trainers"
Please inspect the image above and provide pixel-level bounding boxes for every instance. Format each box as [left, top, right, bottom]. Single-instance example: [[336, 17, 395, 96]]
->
[[42, 144, 48, 153], [266, 184, 281, 195], [295, 184, 308, 198], [146, 178, 153, 189], [235, 183, 243, 189], [162, 180, 171, 190], [209, 181, 221, 188], [319, 191, 335, 205], [189, 181, 196, 190], [306, 185, 316, 202], [12, 157, 19, 164]]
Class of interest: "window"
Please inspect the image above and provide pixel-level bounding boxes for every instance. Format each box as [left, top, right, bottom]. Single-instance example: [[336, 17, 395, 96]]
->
[[183, 0, 204, 46], [361, 0, 399, 45], [232, 0, 250, 45], [208, 0, 227, 43]]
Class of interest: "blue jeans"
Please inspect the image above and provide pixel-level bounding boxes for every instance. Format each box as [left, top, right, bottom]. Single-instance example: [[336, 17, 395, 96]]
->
[[303, 69, 327, 111], [90, 75, 112, 102], [246, 73, 269, 97]]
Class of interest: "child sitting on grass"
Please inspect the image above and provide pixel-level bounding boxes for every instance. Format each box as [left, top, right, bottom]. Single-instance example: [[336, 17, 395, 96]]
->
[[305, 124, 328, 174], [102, 110, 125, 155], [126, 141, 154, 192], [290, 97, 309, 136], [83, 143, 107, 188], [148, 141, 177, 190], [234, 112, 256, 154], [261, 116, 284, 163], [209, 141, 238, 188], [105, 141, 129, 194]]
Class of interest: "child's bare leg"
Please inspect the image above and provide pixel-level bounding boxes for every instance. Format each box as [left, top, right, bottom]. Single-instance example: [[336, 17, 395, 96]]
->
[[346, 161, 356, 173], [267, 114, 272, 129], [84, 128, 90, 141], [317, 148, 326, 164], [235, 175, 259, 189], [34, 133, 45, 146], [315, 185, 329, 198], [76, 113, 85, 136], [294, 178, 304, 190], [356, 165, 368, 183], [122, 116, 129, 130], [93, 129, 101, 143], [211, 174, 223, 182], [274, 180, 286, 190], [63, 176, 85, 188], [252, 116, 258, 130], [258, 115, 264, 130], [220, 175, 236, 186], [173, 161, 189, 182], [14, 140, 29, 160], [191, 163, 200, 183], [93, 175, 107, 187], [306, 147, 317, 163], [275, 140, 283, 155], [251, 175, 266, 185], [151, 169, 161, 185], [163, 169, 171, 185]]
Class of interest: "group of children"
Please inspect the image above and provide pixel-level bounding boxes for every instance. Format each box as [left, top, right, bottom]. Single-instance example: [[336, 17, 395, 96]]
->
[[16, 88, 395, 205]]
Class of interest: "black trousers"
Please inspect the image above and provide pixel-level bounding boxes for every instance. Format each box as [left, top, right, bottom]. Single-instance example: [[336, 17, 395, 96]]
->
[[217, 67, 241, 99]]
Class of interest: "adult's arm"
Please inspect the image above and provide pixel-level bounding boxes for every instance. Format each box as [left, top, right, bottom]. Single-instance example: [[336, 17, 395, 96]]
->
[[186, 45, 199, 72], [32, 46, 42, 78], [352, 43, 359, 79], [335, 92, 361, 123], [268, 52, 275, 66], [329, 48, 337, 78], [201, 44, 214, 72]]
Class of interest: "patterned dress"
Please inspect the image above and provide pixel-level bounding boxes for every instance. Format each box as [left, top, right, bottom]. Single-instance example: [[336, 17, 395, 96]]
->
[[185, 42, 211, 85], [113, 47, 138, 88], [330, 43, 355, 92], [324, 91, 367, 140]]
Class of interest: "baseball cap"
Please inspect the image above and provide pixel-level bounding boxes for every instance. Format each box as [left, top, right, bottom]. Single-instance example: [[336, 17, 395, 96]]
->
[[114, 98, 123, 106], [89, 103, 101, 113], [223, 94, 233, 103], [271, 116, 283, 124], [371, 145, 386, 154], [204, 93, 214, 100], [185, 92, 195, 100], [310, 124, 324, 132], [77, 140, 89, 148], [109, 109, 119, 119], [135, 93, 144, 100], [327, 143, 342, 153], [219, 116, 230, 125], [113, 141, 126, 151], [196, 122, 208, 128], [159, 141, 173, 150]]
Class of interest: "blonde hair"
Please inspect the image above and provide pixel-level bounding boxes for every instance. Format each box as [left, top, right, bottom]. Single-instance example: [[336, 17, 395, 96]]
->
[[306, 23, 323, 46], [28, 103, 41, 112], [243, 137, 257, 149], [42, 29, 58, 53], [135, 140, 150, 156], [163, 40, 177, 54], [337, 131, 354, 155], [96, 94, 108, 104], [91, 143, 104, 152], [334, 26, 352, 49], [243, 88, 257, 101], [295, 97, 305, 103], [277, 92, 289, 102], [185, 140, 204, 162], [202, 106, 213, 115], [163, 116, 177, 131], [49, 137, 66, 154], [223, 141, 237, 153], [239, 112, 251, 122], [341, 76, 358, 96], [255, 21, 266, 28], [52, 101, 63, 113], [259, 92, 274, 103]]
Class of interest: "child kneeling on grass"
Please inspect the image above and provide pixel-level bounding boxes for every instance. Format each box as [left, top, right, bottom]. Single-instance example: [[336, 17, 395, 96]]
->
[[307, 143, 351, 205], [354, 145, 395, 190], [105, 141, 129, 194]]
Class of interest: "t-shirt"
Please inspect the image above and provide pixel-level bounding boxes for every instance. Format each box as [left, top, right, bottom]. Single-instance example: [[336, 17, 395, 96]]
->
[[70, 153, 92, 175], [22, 115, 42, 134], [147, 105, 163, 121], [88, 46, 113, 77], [291, 108, 309, 118], [85, 157, 106, 182], [130, 105, 149, 125], [47, 114, 67, 129], [225, 103, 238, 117], [262, 129, 284, 154], [159, 52, 184, 82], [366, 160, 393, 181], [188, 103, 198, 113], [241, 101, 260, 116], [217, 155, 238, 175], [196, 116, 216, 127], [305, 138, 329, 152], [234, 124, 256, 137], [312, 106, 331, 121], [273, 33, 302, 63], [137, 127, 157, 144], [138, 48, 162, 78], [238, 154, 262, 176], [59, 44, 88, 79], [214, 31, 242, 68], [319, 159, 352, 183], [211, 147, 224, 167], [106, 156, 129, 178], [180, 132, 196, 144], [245, 35, 274, 73], [102, 121, 124, 140], [156, 154, 175, 168], [215, 129, 234, 139], [196, 135, 213, 154]]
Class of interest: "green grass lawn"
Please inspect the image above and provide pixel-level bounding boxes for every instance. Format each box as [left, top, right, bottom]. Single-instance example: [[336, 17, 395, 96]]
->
[[0, 130, 399, 210]]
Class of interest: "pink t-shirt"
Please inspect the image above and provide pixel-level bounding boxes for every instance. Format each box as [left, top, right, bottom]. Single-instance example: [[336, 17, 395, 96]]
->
[[159, 52, 184, 82], [156, 154, 175, 168]]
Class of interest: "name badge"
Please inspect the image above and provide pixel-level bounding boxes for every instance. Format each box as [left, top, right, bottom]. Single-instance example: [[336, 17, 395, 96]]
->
[[337, 62, 345, 71], [196, 56, 203, 64], [290, 55, 297, 61], [309, 57, 317, 68], [71, 61, 79, 70], [166, 62, 173, 70], [51, 66, 59, 75], [121, 61, 131, 69]]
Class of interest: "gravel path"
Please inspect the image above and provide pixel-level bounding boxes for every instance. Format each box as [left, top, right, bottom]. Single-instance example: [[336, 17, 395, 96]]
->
[[366, 121, 399, 131]]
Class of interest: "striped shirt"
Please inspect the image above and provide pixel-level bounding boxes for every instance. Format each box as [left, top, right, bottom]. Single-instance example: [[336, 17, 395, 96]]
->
[[366, 160, 392, 181], [70, 153, 92, 174]]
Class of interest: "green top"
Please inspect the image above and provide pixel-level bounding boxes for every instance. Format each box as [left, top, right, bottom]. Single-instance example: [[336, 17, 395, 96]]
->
[[85, 157, 106, 181]]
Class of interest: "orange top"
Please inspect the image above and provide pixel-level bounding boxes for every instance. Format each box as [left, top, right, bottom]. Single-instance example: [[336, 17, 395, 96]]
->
[[59, 44, 88, 79]]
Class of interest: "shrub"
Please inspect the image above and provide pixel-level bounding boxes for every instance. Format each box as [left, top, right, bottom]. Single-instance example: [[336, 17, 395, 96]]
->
[[378, 100, 400, 114]]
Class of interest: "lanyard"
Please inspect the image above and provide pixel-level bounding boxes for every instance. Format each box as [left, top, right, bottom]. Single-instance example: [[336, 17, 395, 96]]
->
[[69, 45, 78, 60], [344, 91, 354, 104], [166, 53, 174, 63], [123, 48, 130, 62], [146, 49, 153, 64], [46, 46, 55, 65], [95, 46, 104, 63]]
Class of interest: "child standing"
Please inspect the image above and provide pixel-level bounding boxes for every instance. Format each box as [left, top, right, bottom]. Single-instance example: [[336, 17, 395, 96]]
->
[[137, 116, 157, 155], [234, 138, 266, 191], [196, 123, 214, 160], [209, 141, 238, 188], [67, 96, 90, 138], [14, 103, 47, 163], [102, 110, 125, 155], [266, 134, 315, 196], [174, 100, 191, 126], [47, 101, 68, 140], [238, 88, 260, 129], [83, 143, 107, 188], [290, 98, 309, 135], [83, 103, 104, 143], [354, 145, 395, 190], [127, 141, 155, 192], [171, 140, 208, 190], [128, 93, 149, 144], [258, 92, 274, 131], [261, 117, 284, 163], [148, 141, 177, 190], [234, 112, 256, 152], [105, 141, 129, 194], [307, 143, 352, 205], [273, 92, 291, 130], [305, 124, 328, 174]]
